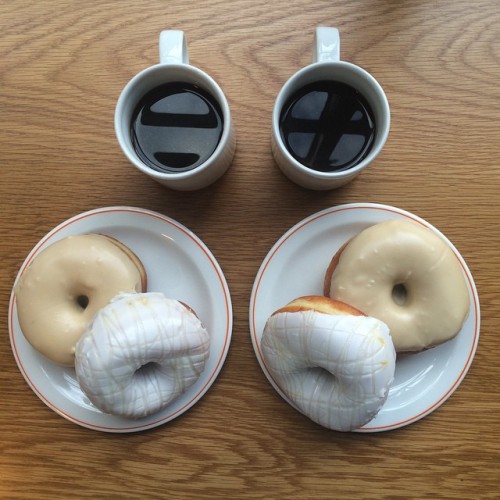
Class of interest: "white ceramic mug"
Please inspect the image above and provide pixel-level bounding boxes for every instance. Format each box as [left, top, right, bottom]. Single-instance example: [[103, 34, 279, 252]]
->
[[115, 30, 236, 191], [271, 27, 390, 190]]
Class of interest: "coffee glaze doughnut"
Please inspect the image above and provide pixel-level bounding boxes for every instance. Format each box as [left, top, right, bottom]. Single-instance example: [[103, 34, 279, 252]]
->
[[15, 234, 147, 366], [324, 219, 470, 352], [75, 293, 210, 419], [260, 296, 395, 432]]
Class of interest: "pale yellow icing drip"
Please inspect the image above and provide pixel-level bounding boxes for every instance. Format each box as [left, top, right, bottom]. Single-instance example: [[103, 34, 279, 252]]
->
[[328, 219, 470, 352], [15, 234, 143, 366]]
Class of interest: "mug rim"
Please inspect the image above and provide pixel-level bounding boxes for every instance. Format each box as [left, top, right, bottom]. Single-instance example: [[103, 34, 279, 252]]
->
[[272, 60, 390, 180], [114, 63, 233, 181]]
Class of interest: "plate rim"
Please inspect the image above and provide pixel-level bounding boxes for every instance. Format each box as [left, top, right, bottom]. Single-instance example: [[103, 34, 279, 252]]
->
[[249, 202, 480, 432], [9, 206, 233, 432]]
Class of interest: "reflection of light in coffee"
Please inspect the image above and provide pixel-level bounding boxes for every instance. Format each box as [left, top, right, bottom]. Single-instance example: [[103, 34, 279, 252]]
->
[[279, 81, 376, 172], [130, 82, 223, 173], [290, 91, 327, 120], [328, 134, 366, 164], [151, 92, 210, 115], [288, 132, 316, 158]]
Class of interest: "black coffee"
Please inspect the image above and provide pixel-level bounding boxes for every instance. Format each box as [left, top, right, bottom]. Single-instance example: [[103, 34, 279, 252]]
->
[[130, 82, 223, 173], [279, 81, 376, 172]]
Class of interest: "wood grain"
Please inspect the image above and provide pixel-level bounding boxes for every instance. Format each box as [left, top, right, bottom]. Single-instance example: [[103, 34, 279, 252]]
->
[[1, 0, 500, 498]]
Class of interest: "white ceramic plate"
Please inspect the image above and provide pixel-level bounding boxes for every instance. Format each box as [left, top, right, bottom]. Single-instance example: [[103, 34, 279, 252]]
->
[[9, 206, 232, 432], [250, 203, 480, 432]]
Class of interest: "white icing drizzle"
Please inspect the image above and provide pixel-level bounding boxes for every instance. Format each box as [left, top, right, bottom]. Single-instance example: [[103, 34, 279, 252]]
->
[[75, 293, 210, 419], [261, 310, 396, 432]]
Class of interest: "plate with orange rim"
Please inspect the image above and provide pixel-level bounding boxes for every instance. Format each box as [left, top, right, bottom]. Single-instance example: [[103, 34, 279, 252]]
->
[[249, 203, 480, 432], [9, 206, 232, 433]]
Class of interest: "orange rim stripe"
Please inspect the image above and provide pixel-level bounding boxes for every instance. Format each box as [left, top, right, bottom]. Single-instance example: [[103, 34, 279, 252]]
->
[[9, 207, 231, 432], [251, 204, 479, 432]]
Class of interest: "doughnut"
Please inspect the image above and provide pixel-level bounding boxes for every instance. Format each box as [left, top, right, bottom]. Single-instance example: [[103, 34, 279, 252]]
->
[[75, 292, 210, 419], [260, 296, 395, 432], [324, 219, 470, 352], [15, 234, 147, 366]]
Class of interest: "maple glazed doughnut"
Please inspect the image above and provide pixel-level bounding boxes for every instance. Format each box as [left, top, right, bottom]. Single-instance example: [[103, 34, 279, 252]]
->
[[260, 296, 395, 432], [324, 219, 470, 352], [15, 234, 147, 366], [75, 293, 210, 419]]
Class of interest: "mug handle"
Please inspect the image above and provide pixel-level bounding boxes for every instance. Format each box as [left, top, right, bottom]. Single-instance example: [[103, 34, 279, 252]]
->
[[314, 27, 340, 63], [159, 30, 189, 64]]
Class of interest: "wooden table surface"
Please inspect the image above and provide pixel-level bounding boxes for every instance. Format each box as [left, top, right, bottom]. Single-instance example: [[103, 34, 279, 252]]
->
[[1, 1, 499, 498]]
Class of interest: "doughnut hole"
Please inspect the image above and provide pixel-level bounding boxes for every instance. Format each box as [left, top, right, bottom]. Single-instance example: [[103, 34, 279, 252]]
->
[[135, 362, 161, 378], [309, 366, 333, 380], [308, 366, 338, 391], [76, 294, 90, 309], [391, 283, 408, 306]]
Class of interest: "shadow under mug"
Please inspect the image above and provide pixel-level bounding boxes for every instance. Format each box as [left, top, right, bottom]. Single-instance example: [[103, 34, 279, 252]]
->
[[115, 31, 236, 191], [272, 27, 390, 190]]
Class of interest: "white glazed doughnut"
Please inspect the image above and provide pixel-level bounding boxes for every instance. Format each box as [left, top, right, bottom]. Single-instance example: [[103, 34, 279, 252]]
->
[[75, 292, 210, 419], [324, 219, 470, 352], [260, 296, 395, 432], [15, 234, 147, 366]]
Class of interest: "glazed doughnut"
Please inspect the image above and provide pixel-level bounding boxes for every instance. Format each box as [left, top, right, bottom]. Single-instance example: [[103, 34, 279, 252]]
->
[[260, 296, 395, 432], [324, 219, 470, 352], [75, 292, 210, 419], [15, 234, 147, 366]]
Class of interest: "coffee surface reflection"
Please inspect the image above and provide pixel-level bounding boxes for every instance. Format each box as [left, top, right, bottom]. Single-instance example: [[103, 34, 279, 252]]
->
[[130, 82, 223, 173], [279, 81, 376, 172]]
